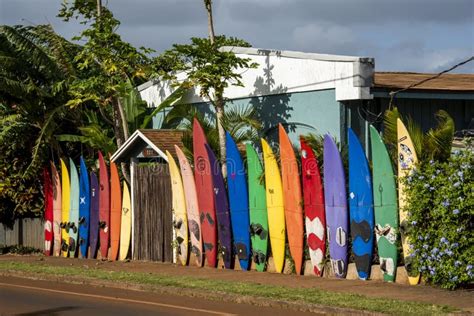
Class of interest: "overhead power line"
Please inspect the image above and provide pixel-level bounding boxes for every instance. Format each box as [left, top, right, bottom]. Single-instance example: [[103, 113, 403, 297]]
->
[[389, 55, 474, 108]]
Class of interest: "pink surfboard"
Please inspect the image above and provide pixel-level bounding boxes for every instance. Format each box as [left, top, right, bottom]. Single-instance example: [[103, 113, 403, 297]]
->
[[175, 145, 203, 267], [51, 162, 62, 256]]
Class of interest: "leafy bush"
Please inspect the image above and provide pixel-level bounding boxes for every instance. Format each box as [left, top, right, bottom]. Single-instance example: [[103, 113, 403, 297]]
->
[[402, 149, 473, 289], [0, 245, 42, 255]]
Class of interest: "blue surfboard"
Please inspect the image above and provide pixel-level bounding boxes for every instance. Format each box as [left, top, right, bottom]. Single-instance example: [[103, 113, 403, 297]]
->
[[348, 128, 375, 280], [79, 156, 90, 258], [225, 132, 251, 270]]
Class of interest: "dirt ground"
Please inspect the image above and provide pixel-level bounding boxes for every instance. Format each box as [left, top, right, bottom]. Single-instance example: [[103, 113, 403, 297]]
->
[[1, 255, 472, 313]]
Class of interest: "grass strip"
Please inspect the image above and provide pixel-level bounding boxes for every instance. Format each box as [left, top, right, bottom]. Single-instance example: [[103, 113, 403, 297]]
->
[[0, 261, 454, 315]]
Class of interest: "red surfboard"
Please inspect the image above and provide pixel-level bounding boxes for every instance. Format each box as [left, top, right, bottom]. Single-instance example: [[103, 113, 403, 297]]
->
[[108, 160, 122, 260], [98, 151, 110, 259], [43, 166, 53, 256], [193, 118, 217, 267], [300, 138, 326, 276]]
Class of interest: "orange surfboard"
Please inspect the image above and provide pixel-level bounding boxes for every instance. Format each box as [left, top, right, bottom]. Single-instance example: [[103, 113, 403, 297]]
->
[[279, 124, 304, 275], [109, 160, 122, 260]]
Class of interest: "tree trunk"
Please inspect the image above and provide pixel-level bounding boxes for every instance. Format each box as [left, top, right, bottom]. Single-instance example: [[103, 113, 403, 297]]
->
[[96, 0, 102, 17], [117, 97, 130, 141], [112, 98, 131, 183], [215, 96, 227, 178], [205, 0, 225, 175], [204, 0, 215, 45]]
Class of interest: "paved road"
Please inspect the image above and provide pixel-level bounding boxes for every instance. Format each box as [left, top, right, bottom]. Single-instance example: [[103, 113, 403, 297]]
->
[[0, 276, 317, 316]]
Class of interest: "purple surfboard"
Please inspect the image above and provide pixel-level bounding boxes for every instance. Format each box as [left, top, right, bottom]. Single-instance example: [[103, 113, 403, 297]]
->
[[323, 135, 349, 278], [89, 171, 100, 259], [205, 144, 233, 269]]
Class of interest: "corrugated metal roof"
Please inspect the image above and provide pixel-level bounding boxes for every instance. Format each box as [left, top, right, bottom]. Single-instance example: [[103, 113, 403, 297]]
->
[[374, 72, 474, 92]]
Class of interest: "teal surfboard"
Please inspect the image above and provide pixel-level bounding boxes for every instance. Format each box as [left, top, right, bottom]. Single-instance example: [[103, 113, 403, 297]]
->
[[69, 158, 80, 257]]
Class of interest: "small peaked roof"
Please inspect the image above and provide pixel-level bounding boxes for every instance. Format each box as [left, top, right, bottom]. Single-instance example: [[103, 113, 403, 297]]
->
[[111, 129, 185, 163], [374, 72, 474, 92]]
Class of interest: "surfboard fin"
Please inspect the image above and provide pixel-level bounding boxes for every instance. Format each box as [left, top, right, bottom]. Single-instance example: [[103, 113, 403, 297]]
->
[[253, 251, 266, 265], [331, 259, 346, 277], [203, 242, 214, 251], [353, 253, 371, 277], [235, 243, 248, 260], [205, 213, 215, 226], [173, 219, 183, 229], [68, 238, 76, 252], [61, 239, 68, 252], [191, 245, 202, 258], [350, 220, 372, 243], [79, 216, 85, 225], [250, 223, 267, 240], [188, 220, 201, 240], [70, 223, 77, 234]]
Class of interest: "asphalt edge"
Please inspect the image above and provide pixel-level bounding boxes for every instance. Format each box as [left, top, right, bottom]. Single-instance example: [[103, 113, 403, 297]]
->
[[0, 270, 383, 315]]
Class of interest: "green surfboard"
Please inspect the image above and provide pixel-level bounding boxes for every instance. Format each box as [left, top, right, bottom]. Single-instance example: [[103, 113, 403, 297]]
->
[[246, 144, 269, 272], [369, 125, 399, 282]]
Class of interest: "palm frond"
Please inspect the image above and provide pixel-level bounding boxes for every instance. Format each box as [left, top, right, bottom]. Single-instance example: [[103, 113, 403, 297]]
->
[[23, 105, 64, 177], [300, 133, 324, 165], [32, 24, 78, 77], [0, 25, 61, 81], [382, 107, 400, 163], [425, 110, 454, 161], [120, 79, 147, 133], [406, 116, 424, 160], [140, 84, 188, 129]]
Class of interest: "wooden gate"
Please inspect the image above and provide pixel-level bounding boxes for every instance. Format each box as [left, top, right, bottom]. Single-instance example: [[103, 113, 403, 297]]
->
[[133, 163, 173, 262]]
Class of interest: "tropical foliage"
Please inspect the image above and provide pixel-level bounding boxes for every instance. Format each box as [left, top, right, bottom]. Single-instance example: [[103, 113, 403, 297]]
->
[[160, 103, 261, 161], [383, 107, 455, 163], [300, 133, 348, 173], [0, 25, 85, 220], [401, 146, 474, 289], [0, 8, 156, 218], [157, 35, 259, 174]]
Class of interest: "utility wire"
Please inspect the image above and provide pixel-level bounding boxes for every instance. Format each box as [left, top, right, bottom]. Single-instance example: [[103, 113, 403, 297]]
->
[[389, 55, 474, 108]]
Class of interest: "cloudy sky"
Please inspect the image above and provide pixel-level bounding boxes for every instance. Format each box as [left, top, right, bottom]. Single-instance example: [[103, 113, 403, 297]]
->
[[1, 0, 473, 73]]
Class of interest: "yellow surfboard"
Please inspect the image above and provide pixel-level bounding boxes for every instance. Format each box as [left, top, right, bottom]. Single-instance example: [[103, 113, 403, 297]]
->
[[166, 151, 188, 266], [60, 159, 70, 257], [397, 118, 420, 285], [261, 139, 286, 273], [119, 181, 131, 261]]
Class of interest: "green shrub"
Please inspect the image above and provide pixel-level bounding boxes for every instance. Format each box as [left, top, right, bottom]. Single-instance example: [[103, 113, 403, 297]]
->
[[0, 245, 42, 255], [402, 149, 473, 289]]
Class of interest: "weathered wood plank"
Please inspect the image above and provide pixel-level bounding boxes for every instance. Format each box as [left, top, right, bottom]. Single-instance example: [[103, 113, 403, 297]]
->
[[133, 163, 173, 262]]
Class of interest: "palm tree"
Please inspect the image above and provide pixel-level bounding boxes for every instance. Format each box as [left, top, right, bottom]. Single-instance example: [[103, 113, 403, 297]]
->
[[0, 25, 82, 175], [383, 107, 455, 163]]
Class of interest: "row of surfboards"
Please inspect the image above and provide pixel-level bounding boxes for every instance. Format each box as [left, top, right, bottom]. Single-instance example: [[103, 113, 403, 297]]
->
[[42, 152, 131, 260], [168, 118, 419, 284]]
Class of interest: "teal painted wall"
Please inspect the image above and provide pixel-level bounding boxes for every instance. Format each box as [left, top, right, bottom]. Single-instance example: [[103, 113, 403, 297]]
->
[[152, 88, 343, 146], [232, 88, 342, 144]]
